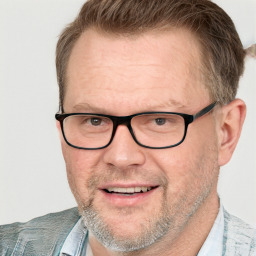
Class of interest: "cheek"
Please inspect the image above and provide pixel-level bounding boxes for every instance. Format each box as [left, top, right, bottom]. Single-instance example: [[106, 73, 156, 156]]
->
[[148, 127, 218, 195], [61, 140, 101, 172], [61, 142, 102, 197]]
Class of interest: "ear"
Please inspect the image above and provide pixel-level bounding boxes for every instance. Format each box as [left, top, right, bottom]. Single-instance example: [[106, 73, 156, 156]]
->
[[218, 99, 246, 166], [56, 120, 63, 140]]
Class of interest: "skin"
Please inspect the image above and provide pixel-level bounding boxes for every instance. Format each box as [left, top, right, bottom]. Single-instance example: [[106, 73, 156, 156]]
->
[[57, 28, 246, 256]]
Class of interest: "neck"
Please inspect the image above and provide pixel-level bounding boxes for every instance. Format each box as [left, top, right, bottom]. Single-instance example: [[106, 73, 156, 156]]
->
[[89, 193, 220, 256]]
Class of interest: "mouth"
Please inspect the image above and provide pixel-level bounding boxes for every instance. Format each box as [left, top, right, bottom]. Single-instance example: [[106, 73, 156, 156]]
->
[[103, 186, 158, 196], [99, 184, 160, 207]]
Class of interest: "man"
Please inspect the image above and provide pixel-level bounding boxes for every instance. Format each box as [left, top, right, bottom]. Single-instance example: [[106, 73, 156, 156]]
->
[[1, 0, 255, 255]]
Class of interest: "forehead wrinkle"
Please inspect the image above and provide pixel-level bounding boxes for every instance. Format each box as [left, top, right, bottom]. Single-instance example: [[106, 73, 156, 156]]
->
[[69, 28, 202, 78], [65, 29, 209, 115], [72, 63, 172, 80]]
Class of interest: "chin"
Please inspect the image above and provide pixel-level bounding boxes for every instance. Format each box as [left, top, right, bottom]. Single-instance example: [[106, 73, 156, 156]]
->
[[80, 200, 173, 252]]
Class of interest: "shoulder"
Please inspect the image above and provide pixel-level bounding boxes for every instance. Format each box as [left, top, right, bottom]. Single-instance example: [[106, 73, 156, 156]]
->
[[0, 207, 80, 256], [223, 208, 256, 255]]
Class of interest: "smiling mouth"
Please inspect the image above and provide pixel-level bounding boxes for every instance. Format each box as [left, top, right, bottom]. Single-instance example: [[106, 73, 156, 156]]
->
[[103, 186, 158, 196]]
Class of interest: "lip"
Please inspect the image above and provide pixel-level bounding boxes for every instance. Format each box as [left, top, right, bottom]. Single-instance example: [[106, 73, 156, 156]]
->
[[98, 183, 159, 207], [99, 182, 159, 189]]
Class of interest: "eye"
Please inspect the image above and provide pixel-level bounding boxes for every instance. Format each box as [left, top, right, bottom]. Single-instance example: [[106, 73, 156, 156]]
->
[[155, 118, 166, 125], [90, 118, 102, 126]]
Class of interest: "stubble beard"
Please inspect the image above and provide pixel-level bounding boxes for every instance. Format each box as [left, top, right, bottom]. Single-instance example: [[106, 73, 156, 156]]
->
[[76, 167, 218, 253], [68, 142, 219, 253], [80, 186, 174, 252]]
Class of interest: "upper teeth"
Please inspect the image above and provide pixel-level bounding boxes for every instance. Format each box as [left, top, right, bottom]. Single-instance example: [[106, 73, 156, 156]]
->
[[106, 187, 152, 193]]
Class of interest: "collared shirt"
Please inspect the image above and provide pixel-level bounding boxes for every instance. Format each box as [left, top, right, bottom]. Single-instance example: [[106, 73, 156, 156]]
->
[[197, 203, 224, 256], [60, 204, 224, 256], [60, 218, 89, 256]]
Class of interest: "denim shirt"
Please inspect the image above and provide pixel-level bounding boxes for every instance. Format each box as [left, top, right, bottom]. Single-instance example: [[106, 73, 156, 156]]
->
[[1, 207, 256, 256]]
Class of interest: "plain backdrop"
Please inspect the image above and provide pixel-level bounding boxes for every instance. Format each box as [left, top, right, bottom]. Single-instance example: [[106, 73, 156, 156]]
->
[[0, 0, 255, 225]]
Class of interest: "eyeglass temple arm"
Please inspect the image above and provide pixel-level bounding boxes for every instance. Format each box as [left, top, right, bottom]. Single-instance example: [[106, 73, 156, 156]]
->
[[193, 102, 217, 121]]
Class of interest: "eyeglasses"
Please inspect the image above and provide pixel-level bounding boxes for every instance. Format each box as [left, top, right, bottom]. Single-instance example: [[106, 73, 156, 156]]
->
[[55, 102, 217, 150]]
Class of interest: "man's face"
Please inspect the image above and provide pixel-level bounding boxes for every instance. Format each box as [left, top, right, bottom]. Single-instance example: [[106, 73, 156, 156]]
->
[[59, 28, 220, 251]]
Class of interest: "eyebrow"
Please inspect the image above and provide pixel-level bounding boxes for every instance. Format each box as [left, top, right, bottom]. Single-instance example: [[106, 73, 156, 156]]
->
[[151, 99, 186, 110], [70, 100, 187, 115], [71, 103, 109, 114]]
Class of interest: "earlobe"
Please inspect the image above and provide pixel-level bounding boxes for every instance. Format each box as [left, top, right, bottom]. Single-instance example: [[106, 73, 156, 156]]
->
[[56, 121, 63, 139], [218, 99, 246, 166], [56, 120, 61, 130]]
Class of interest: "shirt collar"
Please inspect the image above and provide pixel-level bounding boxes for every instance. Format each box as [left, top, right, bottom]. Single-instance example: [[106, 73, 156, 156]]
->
[[197, 202, 224, 256], [60, 203, 224, 256], [60, 217, 88, 256]]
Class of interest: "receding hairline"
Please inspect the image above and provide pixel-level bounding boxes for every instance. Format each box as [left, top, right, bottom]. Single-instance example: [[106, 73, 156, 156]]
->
[[63, 25, 212, 105], [56, 0, 245, 110]]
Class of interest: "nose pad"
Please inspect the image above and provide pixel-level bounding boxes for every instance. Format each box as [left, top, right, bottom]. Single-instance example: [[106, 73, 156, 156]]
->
[[103, 125, 146, 168]]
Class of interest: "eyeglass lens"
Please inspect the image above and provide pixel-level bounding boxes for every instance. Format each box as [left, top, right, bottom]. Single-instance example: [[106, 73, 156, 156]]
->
[[62, 114, 186, 149]]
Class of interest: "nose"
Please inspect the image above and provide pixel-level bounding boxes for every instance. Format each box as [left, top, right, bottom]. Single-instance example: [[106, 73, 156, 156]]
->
[[103, 125, 146, 168]]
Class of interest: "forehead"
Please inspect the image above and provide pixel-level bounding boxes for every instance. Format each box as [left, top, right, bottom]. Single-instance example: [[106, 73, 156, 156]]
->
[[65, 28, 209, 114]]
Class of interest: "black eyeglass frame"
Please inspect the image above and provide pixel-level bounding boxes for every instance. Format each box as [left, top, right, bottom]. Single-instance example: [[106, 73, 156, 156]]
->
[[55, 102, 217, 150]]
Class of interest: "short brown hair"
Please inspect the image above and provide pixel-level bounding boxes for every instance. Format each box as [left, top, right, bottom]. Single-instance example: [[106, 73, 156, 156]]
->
[[56, 0, 245, 109]]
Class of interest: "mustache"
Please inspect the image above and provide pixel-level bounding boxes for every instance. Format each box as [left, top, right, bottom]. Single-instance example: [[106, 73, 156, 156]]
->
[[86, 165, 168, 190]]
